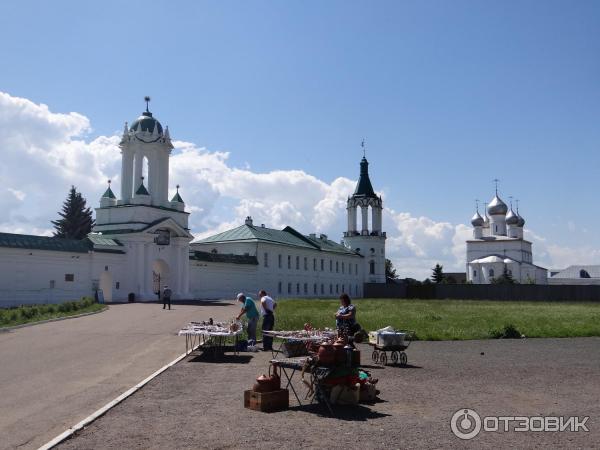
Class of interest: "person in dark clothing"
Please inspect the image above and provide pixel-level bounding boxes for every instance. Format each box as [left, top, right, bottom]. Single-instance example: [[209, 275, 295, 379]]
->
[[162, 285, 172, 310], [258, 289, 276, 351]]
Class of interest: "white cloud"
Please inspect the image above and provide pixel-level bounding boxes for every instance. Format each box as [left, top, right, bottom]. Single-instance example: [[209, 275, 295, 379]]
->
[[1, 91, 597, 278]]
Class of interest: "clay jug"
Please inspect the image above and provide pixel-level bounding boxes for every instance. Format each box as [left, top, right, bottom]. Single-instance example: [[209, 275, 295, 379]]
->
[[333, 339, 346, 365], [253, 374, 271, 392], [318, 341, 335, 366]]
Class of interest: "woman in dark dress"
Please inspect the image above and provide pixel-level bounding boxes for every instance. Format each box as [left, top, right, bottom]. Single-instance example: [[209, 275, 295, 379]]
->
[[335, 293, 358, 335]]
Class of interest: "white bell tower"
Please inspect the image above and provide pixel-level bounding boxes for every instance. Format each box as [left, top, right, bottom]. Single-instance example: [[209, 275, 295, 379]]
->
[[343, 150, 386, 283], [93, 97, 192, 300]]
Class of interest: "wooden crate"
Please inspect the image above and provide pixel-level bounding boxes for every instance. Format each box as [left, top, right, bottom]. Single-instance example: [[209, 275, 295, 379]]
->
[[244, 389, 289, 412]]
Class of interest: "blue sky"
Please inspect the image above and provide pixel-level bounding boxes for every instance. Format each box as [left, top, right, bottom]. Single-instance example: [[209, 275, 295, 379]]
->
[[1, 1, 600, 277]]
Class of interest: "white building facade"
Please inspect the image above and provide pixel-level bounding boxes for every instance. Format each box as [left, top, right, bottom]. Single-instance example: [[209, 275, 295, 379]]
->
[[0, 103, 386, 306], [466, 191, 547, 284]]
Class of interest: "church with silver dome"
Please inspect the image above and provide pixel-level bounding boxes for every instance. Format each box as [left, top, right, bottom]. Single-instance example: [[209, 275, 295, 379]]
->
[[466, 189, 547, 284]]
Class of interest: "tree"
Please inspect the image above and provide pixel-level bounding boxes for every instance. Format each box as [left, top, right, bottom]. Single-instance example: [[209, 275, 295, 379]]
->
[[491, 264, 516, 284], [431, 264, 444, 284], [385, 258, 398, 279], [52, 186, 95, 239]]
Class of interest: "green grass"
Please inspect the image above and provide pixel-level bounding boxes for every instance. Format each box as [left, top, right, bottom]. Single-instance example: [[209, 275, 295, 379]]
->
[[0, 297, 105, 328], [271, 298, 600, 340]]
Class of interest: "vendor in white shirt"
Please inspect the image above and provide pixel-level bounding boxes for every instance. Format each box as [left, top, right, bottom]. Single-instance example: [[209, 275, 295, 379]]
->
[[259, 289, 276, 351]]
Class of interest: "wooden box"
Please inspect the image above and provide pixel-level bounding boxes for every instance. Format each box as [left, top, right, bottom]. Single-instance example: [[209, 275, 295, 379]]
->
[[244, 389, 289, 412]]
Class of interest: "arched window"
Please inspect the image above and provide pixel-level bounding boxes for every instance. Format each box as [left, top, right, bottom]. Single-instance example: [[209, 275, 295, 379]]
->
[[278, 282, 282, 294], [369, 260, 375, 275], [473, 269, 477, 277], [489, 268, 495, 278], [580, 269, 591, 278]]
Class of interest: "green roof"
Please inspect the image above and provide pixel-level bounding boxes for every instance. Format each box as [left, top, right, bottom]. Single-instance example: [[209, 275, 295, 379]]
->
[[353, 157, 377, 198], [194, 224, 359, 256], [135, 183, 149, 196], [0, 232, 124, 254], [102, 186, 116, 199], [171, 191, 184, 203], [190, 250, 258, 265]]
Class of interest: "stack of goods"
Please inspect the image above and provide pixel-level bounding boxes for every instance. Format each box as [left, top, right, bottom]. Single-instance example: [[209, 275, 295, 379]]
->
[[244, 364, 289, 412], [314, 335, 379, 405]]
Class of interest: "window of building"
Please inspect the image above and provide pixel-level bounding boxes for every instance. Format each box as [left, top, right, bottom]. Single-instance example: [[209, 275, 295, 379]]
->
[[288, 255, 291, 269], [304, 257, 308, 270], [489, 268, 494, 278], [321, 259, 324, 271], [313, 283, 317, 294], [342, 284, 345, 293], [296, 256, 300, 270], [342, 262, 345, 274], [313, 258, 317, 271], [369, 261, 375, 275], [321, 284, 324, 294], [355, 264, 358, 275], [303, 283, 308, 294], [336, 261, 339, 273], [65, 274, 74, 282], [473, 269, 477, 277], [278, 281, 282, 294], [288, 282, 292, 294], [278, 254, 282, 269], [264, 252, 268, 267], [329, 284, 333, 294], [115, 282, 120, 290], [355, 285, 358, 296], [49, 280, 55, 289], [296, 283, 300, 294], [330, 260, 333, 272], [336, 284, 339, 294]]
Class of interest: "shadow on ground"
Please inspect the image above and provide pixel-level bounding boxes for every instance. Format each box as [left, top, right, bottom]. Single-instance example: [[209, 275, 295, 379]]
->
[[291, 403, 391, 421], [188, 353, 254, 364]]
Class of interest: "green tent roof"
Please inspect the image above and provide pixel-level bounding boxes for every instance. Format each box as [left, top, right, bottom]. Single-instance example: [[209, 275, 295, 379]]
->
[[171, 191, 184, 203], [0, 232, 123, 254], [102, 186, 116, 199], [135, 183, 149, 196]]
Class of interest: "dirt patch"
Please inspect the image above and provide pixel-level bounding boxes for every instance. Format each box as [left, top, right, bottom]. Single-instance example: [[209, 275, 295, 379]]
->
[[58, 338, 600, 449]]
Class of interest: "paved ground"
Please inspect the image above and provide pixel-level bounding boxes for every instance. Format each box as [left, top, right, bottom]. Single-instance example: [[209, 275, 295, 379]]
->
[[0, 301, 236, 450], [57, 337, 600, 449]]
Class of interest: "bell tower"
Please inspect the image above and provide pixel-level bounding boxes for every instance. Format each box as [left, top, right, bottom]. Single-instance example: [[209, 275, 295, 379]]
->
[[343, 147, 387, 283]]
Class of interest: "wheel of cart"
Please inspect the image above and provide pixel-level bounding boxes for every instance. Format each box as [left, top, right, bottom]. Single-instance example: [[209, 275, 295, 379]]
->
[[371, 349, 380, 364]]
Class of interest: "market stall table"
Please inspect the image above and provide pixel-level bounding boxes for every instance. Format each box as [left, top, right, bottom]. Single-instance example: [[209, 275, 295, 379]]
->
[[178, 322, 242, 358]]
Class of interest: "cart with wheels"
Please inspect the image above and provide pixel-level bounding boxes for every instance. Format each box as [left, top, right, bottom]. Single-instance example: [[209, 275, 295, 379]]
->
[[368, 330, 414, 366]]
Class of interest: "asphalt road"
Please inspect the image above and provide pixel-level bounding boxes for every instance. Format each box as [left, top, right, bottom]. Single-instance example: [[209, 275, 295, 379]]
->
[[0, 301, 236, 450]]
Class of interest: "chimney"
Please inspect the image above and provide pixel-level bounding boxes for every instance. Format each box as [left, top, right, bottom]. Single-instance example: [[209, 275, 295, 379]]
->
[[309, 233, 316, 239], [261, 224, 265, 228], [245, 216, 253, 226], [319, 234, 328, 240]]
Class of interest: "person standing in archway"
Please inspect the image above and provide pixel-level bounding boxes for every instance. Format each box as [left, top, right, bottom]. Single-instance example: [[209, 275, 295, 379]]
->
[[162, 285, 172, 310], [259, 289, 276, 351]]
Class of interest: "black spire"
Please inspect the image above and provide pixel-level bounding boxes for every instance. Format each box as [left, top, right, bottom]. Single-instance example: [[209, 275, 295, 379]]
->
[[353, 156, 376, 197]]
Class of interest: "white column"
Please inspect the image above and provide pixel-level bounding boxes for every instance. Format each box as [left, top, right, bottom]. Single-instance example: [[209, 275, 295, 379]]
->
[[181, 245, 189, 296], [372, 207, 381, 233], [134, 151, 143, 192], [136, 243, 145, 297], [120, 150, 134, 202], [361, 206, 369, 234], [142, 244, 149, 295], [161, 151, 170, 206]]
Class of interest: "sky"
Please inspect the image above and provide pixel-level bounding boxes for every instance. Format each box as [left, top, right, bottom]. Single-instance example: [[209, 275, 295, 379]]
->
[[1, 0, 600, 279]]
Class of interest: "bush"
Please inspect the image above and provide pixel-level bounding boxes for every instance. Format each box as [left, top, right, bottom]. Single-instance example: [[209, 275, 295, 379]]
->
[[490, 323, 522, 339]]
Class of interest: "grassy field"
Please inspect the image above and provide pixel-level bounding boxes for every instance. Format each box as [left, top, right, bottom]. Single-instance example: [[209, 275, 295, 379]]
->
[[270, 298, 600, 340], [0, 297, 105, 328]]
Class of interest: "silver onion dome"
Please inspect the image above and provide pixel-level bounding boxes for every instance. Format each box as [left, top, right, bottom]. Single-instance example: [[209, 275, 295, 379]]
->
[[487, 195, 508, 216], [471, 211, 484, 227], [505, 208, 519, 225], [517, 213, 525, 227]]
